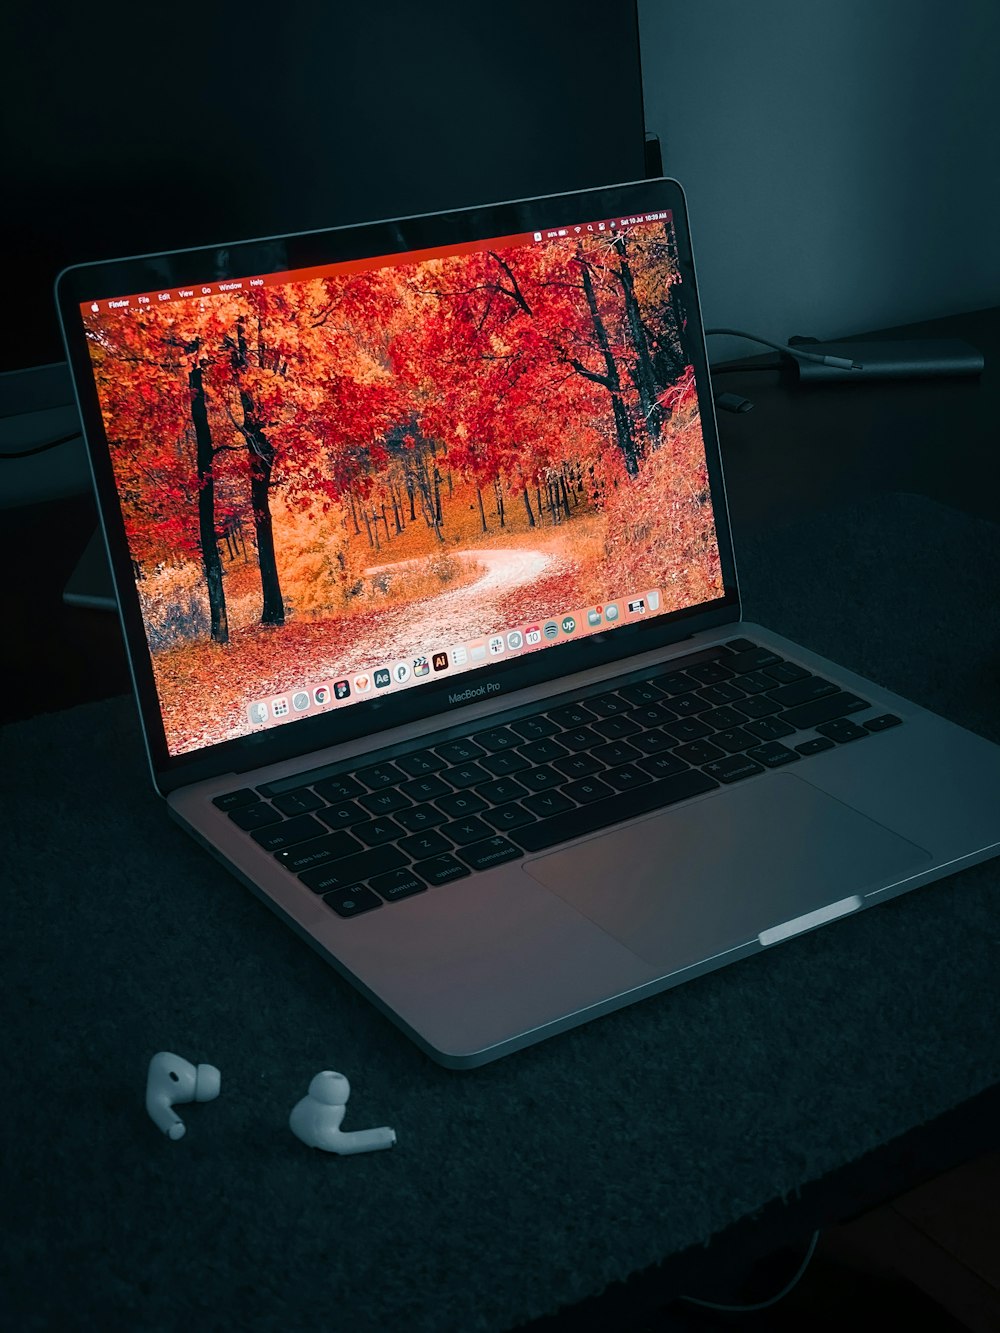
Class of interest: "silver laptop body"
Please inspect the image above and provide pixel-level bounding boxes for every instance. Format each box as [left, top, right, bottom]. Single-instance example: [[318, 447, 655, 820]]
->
[[57, 179, 1000, 1067]]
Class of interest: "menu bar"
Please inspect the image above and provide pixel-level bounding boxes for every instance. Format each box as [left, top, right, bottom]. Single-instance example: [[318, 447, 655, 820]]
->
[[80, 211, 672, 316]]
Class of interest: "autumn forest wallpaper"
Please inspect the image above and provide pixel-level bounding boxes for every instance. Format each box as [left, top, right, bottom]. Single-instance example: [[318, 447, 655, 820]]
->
[[85, 219, 724, 755]]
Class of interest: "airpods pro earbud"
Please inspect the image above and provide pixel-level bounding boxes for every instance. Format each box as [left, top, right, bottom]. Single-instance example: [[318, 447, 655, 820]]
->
[[289, 1071, 396, 1155], [146, 1051, 221, 1140]]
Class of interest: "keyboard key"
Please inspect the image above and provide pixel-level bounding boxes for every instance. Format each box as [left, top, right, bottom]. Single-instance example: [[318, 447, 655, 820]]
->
[[654, 670, 700, 696], [816, 718, 868, 743], [592, 715, 642, 740], [762, 661, 810, 685], [522, 790, 577, 818], [662, 717, 713, 742], [413, 854, 470, 886], [627, 702, 676, 727], [558, 726, 603, 752], [398, 830, 453, 860], [322, 886, 382, 918], [743, 716, 795, 742], [354, 762, 406, 790], [673, 740, 725, 765], [703, 755, 765, 783], [370, 869, 426, 902], [271, 788, 325, 816], [547, 702, 596, 728], [767, 676, 838, 708], [401, 774, 450, 803], [593, 739, 642, 767], [733, 694, 783, 719], [435, 738, 486, 764], [394, 803, 448, 833], [509, 715, 561, 740], [745, 742, 800, 768], [726, 647, 783, 673], [518, 737, 569, 764], [228, 801, 283, 831], [636, 752, 691, 779], [483, 803, 537, 833], [313, 775, 366, 801], [618, 681, 666, 706], [553, 752, 603, 779], [795, 737, 835, 756], [477, 777, 530, 805], [687, 660, 736, 684], [710, 727, 759, 753], [724, 637, 758, 652], [277, 829, 366, 874], [562, 776, 616, 803], [446, 816, 494, 845], [518, 764, 564, 793], [631, 728, 677, 755], [213, 787, 259, 811], [865, 713, 902, 732], [251, 814, 327, 852], [352, 817, 406, 847], [299, 845, 407, 892], [477, 726, 520, 752], [480, 750, 530, 776], [435, 790, 488, 818], [445, 761, 492, 789], [735, 670, 775, 695], [358, 787, 413, 816], [587, 691, 632, 717], [316, 800, 368, 830], [700, 705, 747, 730], [513, 770, 720, 854], [697, 681, 746, 706], [396, 749, 447, 776], [669, 693, 713, 716], [602, 763, 652, 792], [455, 837, 523, 871], [781, 692, 869, 731]]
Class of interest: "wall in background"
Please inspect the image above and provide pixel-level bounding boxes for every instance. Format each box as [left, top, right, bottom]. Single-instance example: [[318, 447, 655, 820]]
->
[[639, 0, 1000, 363]]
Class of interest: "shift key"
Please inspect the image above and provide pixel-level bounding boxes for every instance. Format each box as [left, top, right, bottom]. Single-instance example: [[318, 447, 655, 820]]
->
[[782, 692, 869, 730], [298, 845, 407, 893]]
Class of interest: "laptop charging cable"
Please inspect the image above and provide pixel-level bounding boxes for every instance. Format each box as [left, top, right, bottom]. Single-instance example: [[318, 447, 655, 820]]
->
[[707, 327, 864, 415]]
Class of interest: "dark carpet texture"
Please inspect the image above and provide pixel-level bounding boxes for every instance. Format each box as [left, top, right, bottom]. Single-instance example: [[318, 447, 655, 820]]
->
[[3, 493, 998, 1332]]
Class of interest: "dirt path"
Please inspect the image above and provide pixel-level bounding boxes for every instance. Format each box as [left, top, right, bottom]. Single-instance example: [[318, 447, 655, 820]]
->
[[360, 546, 556, 664]]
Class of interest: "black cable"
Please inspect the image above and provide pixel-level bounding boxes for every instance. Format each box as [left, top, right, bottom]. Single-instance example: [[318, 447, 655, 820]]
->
[[677, 1229, 822, 1313], [0, 431, 82, 459]]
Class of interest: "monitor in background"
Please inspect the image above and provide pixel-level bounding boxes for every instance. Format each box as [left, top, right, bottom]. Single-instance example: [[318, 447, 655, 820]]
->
[[3, 0, 649, 374]]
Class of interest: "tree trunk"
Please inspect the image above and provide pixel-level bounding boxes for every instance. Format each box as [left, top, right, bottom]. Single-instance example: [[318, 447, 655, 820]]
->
[[576, 256, 639, 477], [246, 430, 284, 625], [232, 317, 284, 626], [613, 235, 662, 450], [189, 359, 228, 644], [476, 486, 487, 533], [522, 486, 536, 527]]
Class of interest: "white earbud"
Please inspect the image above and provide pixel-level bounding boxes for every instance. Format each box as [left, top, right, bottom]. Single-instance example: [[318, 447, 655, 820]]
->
[[289, 1071, 396, 1155], [146, 1051, 221, 1140]]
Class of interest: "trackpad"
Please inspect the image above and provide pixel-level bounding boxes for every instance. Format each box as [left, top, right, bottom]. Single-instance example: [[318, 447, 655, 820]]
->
[[523, 774, 932, 970]]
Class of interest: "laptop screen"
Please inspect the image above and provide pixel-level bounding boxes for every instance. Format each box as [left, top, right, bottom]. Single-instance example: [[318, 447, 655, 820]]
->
[[72, 189, 729, 762]]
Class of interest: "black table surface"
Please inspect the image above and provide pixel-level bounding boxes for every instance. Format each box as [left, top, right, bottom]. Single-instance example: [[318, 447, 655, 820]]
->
[[2, 310, 998, 1331]]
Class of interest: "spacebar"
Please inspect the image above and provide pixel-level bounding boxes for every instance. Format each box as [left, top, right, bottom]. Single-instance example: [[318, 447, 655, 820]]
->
[[513, 769, 720, 854]]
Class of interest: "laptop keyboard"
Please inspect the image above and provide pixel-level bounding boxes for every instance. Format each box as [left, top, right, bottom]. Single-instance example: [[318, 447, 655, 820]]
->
[[214, 639, 902, 918]]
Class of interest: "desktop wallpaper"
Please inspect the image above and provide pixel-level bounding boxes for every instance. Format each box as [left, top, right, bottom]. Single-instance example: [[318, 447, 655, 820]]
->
[[83, 218, 724, 756]]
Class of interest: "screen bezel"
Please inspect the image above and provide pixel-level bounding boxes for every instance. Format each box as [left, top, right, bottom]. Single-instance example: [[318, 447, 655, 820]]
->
[[56, 178, 741, 793]]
